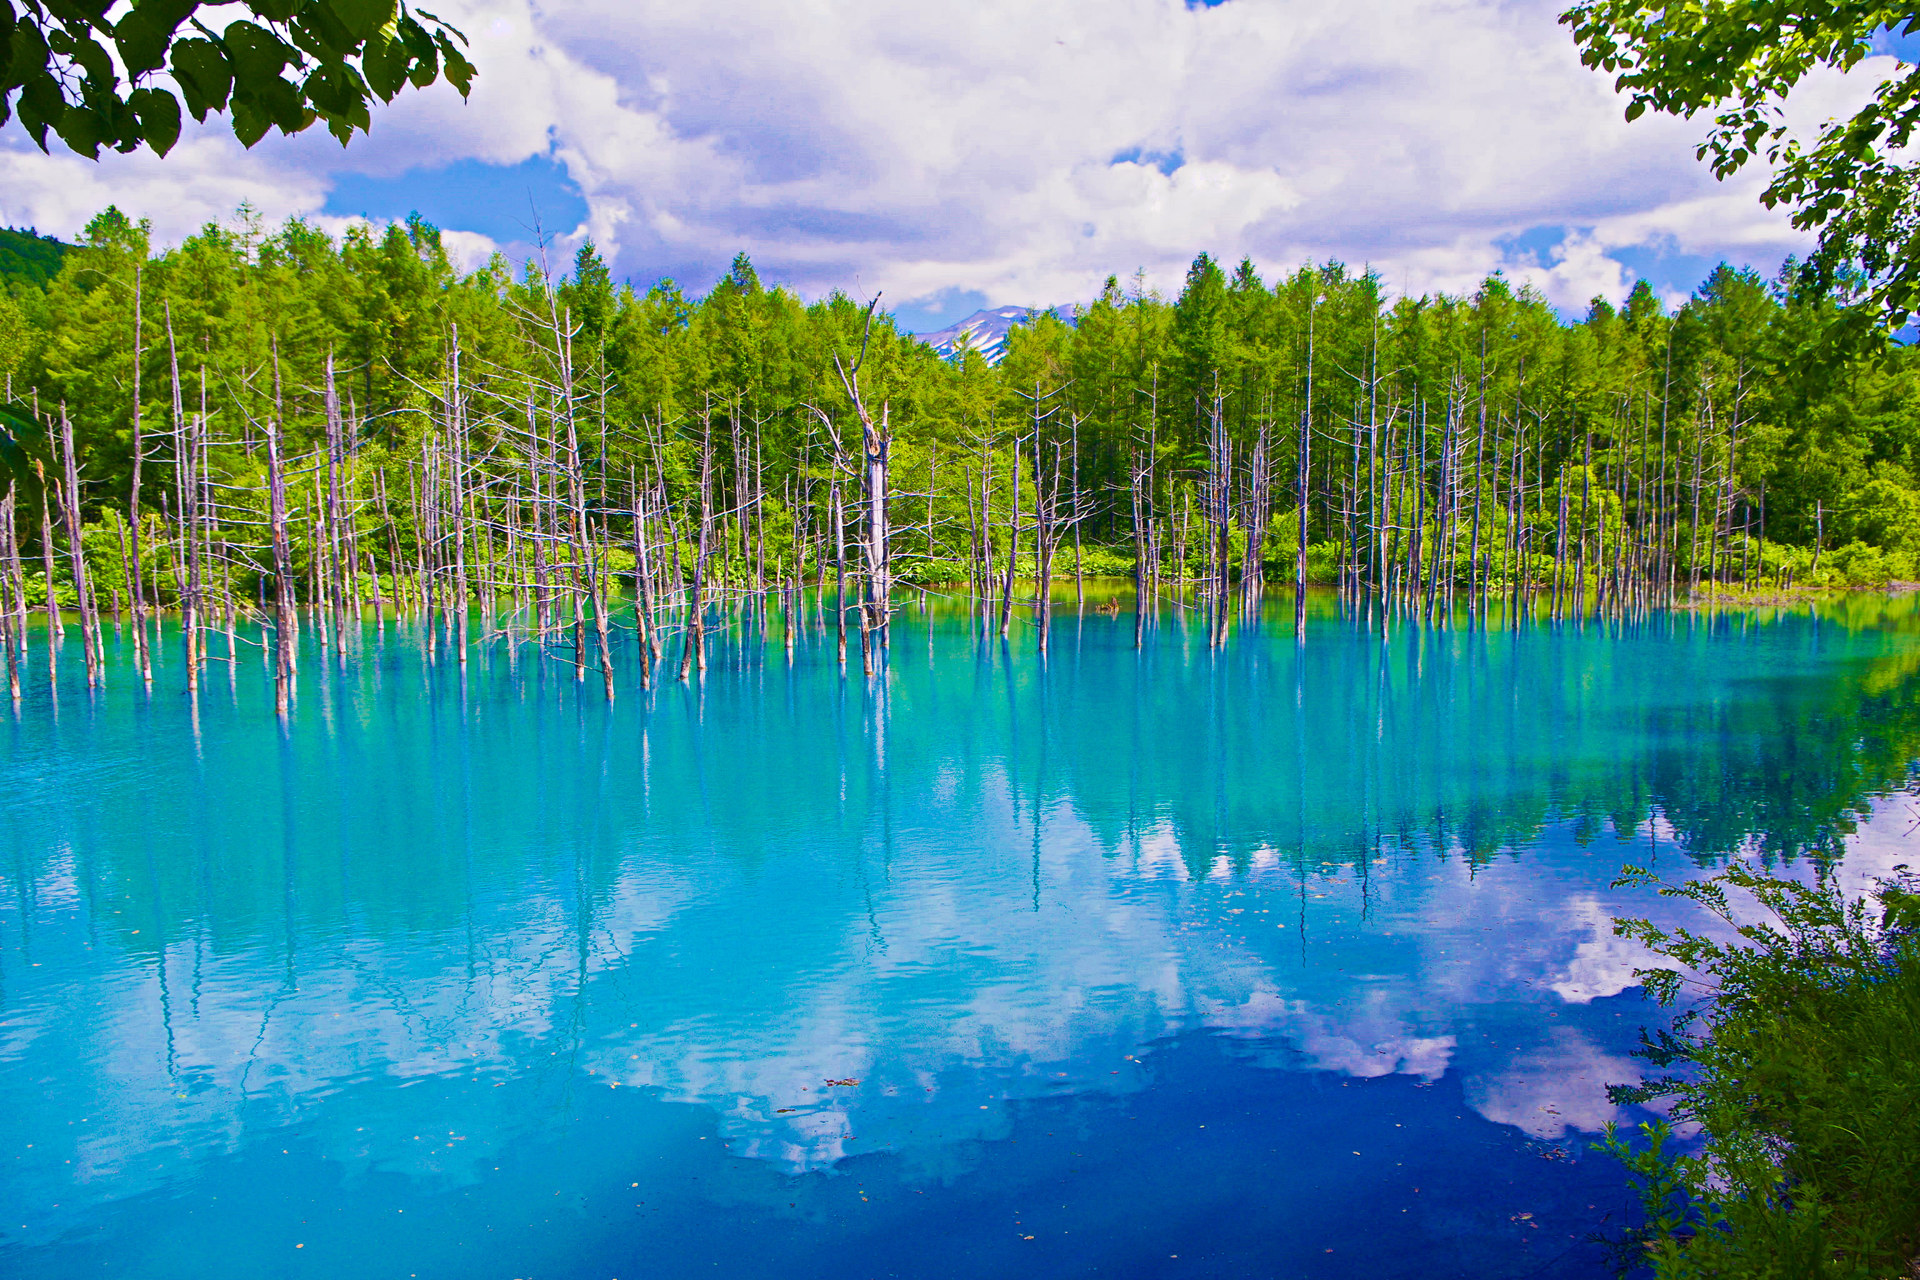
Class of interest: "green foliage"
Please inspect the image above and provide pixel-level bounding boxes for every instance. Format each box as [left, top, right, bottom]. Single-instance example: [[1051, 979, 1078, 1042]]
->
[[0, 0, 474, 157], [1604, 863, 1920, 1277], [1823, 539, 1917, 587], [1076, 545, 1136, 578], [1837, 466, 1920, 555], [0, 289, 34, 382], [18, 569, 74, 609], [0, 228, 64, 381], [1563, 2, 1920, 331]]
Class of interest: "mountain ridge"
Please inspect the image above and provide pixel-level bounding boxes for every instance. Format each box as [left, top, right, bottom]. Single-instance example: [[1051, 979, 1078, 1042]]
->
[[913, 304, 1075, 365]]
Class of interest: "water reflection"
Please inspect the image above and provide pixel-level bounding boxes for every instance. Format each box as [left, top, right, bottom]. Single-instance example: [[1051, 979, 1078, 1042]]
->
[[3, 592, 1919, 1277]]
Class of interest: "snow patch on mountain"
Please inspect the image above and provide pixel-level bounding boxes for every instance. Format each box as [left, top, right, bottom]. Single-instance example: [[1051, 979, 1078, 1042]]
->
[[913, 305, 1075, 365]]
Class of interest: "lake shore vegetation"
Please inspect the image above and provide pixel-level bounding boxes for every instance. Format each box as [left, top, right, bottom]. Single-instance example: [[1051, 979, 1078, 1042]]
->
[[1604, 864, 1920, 1279]]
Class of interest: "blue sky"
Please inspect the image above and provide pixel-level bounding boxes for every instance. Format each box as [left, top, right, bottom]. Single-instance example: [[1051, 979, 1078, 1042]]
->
[[323, 155, 589, 252], [1872, 23, 1920, 60], [3, 0, 1898, 330]]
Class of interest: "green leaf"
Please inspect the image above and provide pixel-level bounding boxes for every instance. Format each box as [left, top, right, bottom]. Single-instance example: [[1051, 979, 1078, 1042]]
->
[[170, 36, 232, 119], [413, 9, 468, 43], [289, 2, 356, 57], [435, 29, 471, 97], [230, 95, 270, 146], [327, 0, 396, 43], [222, 20, 290, 87], [392, 14, 439, 89], [54, 101, 106, 158], [395, 14, 435, 62], [114, 0, 196, 76], [361, 31, 407, 99], [4, 20, 52, 95], [406, 36, 437, 89], [252, 71, 307, 132], [54, 26, 117, 87], [15, 70, 62, 150], [127, 85, 180, 154], [303, 58, 364, 117]]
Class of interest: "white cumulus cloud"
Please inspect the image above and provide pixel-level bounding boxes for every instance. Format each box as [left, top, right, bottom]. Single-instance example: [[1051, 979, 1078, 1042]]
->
[[0, 0, 1896, 319]]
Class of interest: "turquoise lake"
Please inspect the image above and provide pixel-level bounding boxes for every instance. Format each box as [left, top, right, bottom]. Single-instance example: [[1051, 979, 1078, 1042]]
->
[[4, 593, 1919, 1278]]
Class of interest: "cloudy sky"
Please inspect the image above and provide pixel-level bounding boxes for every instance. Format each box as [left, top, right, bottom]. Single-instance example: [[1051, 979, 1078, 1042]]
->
[[1, 0, 1907, 330]]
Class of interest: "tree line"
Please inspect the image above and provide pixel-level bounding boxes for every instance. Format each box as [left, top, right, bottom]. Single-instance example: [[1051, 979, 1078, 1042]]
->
[[0, 205, 1917, 704]]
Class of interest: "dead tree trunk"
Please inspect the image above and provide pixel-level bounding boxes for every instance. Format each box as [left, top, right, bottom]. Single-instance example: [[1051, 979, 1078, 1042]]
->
[[267, 413, 295, 719], [130, 268, 151, 685], [58, 406, 100, 687], [1295, 304, 1315, 641]]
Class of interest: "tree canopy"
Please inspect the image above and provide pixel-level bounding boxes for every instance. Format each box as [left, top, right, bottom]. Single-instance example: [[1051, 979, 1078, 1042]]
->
[[1, 0, 473, 157], [2, 207, 1919, 595], [1563, 2, 1920, 330], [0, 226, 67, 287]]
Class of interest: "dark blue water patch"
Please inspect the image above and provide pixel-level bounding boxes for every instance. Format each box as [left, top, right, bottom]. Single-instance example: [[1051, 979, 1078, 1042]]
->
[[4, 1026, 1641, 1280]]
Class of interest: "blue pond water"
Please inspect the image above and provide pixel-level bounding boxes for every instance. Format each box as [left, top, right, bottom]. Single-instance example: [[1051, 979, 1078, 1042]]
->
[[4, 593, 1920, 1279]]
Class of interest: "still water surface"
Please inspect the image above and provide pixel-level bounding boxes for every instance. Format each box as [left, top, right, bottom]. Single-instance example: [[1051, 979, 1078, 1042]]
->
[[5, 594, 1920, 1278]]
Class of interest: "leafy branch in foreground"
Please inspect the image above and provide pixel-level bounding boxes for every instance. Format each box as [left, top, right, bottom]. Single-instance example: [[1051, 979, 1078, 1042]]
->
[[1562, 3, 1920, 333], [1, 0, 473, 157], [1601, 861, 1920, 1278]]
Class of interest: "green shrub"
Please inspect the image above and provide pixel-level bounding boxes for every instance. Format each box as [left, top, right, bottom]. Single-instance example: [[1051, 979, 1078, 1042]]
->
[[1076, 545, 1137, 578], [893, 557, 971, 586], [20, 571, 76, 609], [1822, 541, 1917, 588], [1604, 864, 1920, 1278]]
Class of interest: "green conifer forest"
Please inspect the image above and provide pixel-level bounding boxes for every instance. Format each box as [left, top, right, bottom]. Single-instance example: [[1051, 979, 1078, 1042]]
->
[[2, 204, 1918, 698]]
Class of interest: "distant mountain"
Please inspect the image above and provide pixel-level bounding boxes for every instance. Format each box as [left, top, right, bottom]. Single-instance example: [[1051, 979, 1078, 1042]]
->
[[914, 305, 1075, 366], [0, 228, 69, 290]]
